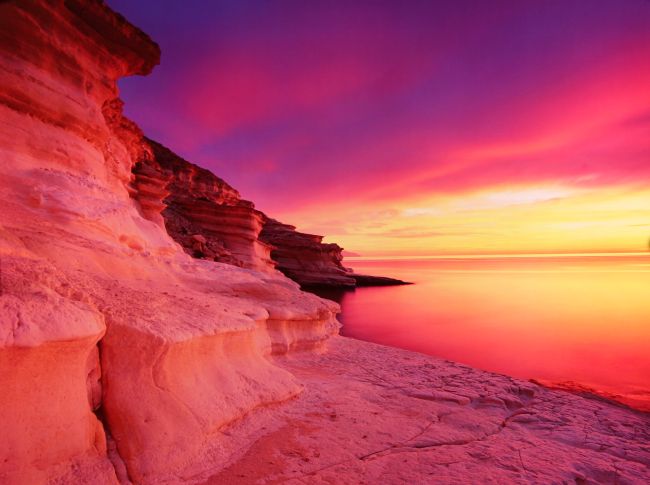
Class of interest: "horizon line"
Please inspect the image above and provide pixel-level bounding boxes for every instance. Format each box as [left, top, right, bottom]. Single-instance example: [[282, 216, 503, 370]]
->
[[344, 251, 650, 261]]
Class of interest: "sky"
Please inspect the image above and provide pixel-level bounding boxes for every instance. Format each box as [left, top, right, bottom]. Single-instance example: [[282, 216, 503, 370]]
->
[[109, 0, 650, 257]]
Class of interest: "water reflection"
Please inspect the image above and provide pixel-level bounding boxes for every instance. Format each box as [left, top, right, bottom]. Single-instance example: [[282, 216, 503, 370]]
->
[[312, 254, 650, 411]]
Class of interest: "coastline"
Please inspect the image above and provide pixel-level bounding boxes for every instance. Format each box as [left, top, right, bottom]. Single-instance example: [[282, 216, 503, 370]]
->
[[333, 308, 650, 415], [532, 379, 650, 414], [334, 255, 650, 415], [1, 2, 648, 483], [198, 336, 650, 483]]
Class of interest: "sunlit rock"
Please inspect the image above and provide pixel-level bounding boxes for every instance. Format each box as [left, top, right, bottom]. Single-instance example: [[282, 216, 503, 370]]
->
[[0, 1, 647, 484]]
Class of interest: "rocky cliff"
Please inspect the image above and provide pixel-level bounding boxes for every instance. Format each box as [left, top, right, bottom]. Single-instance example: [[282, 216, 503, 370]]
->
[[132, 138, 275, 272], [131, 138, 408, 288], [259, 218, 357, 287], [0, 1, 336, 483], [1, 2, 648, 484]]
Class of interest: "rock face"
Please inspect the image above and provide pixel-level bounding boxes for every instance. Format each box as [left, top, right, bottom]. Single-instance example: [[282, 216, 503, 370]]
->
[[1, 2, 648, 485], [131, 137, 409, 288], [259, 220, 410, 288], [206, 337, 650, 484], [259, 219, 357, 287], [132, 138, 275, 272], [0, 1, 336, 483]]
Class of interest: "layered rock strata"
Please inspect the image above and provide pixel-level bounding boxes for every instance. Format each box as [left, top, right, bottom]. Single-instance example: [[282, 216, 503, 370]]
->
[[259, 218, 357, 287], [1, 2, 648, 485], [131, 138, 275, 272], [131, 143, 409, 288], [0, 1, 336, 483], [258, 218, 411, 287]]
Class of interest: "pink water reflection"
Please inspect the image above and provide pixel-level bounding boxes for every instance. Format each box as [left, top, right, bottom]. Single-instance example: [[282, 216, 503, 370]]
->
[[329, 255, 650, 411]]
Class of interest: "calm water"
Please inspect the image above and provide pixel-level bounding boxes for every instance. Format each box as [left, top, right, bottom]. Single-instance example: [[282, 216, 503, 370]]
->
[[318, 254, 650, 411]]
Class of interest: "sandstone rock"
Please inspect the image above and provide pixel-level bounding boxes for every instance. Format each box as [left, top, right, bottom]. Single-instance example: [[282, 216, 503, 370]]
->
[[259, 220, 412, 288], [0, 263, 112, 484], [1, 2, 647, 485], [130, 141, 407, 288], [0, 1, 337, 483], [260, 218, 357, 288], [132, 138, 276, 272], [200, 337, 650, 484], [191, 234, 207, 244]]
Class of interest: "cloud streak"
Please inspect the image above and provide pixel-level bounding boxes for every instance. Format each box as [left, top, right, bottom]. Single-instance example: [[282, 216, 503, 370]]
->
[[110, 0, 650, 255]]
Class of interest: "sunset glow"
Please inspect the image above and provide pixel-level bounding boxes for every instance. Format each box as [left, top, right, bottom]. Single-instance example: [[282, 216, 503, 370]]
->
[[4, 1, 650, 481], [342, 255, 650, 407], [112, 0, 650, 257]]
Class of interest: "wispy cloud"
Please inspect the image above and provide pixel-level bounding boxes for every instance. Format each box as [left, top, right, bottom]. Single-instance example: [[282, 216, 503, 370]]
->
[[112, 0, 650, 255]]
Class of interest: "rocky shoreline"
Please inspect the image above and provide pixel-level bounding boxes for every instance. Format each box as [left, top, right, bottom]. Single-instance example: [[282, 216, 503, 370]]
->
[[206, 337, 650, 484], [0, 1, 647, 484], [133, 137, 410, 289]]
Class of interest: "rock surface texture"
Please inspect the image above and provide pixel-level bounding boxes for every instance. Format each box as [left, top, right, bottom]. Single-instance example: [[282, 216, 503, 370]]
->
[[0, 1, 647, 484], [205, 338, 650, 484], [0, 1, 336, 483], [132, 138, 276, 272], [259, 219, 357, 288], [132, 137, 409, 288]]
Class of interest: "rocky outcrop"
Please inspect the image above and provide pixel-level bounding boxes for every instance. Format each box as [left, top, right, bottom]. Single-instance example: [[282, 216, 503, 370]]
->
[[0, 1, 161, 481], [132, 139, 276, 272], [2, 2, 648, 485], [131, 138, 409, 288], [259, 219, 411, 288], [0, 1, 336, 483], [259, 218, 357, 287], [351, 273, 412, 286], [0, 260, 113, 485], [208, 337, 650, 483]]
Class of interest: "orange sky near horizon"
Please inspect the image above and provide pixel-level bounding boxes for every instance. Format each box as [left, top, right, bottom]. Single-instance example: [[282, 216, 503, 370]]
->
[[273, 47, 650, 257], [114, 0, 650, 257], [309, 184, 650, 257], [279, 74, 650, 256]]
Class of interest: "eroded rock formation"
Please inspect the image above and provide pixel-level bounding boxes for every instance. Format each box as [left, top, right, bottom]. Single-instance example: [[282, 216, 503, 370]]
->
[[259, 219, 411, 288], [131, 139, 409, 288], [259, 219, 357, 287], [0, 1, 336, 483], [132, 138, 275, 272], [1, 2, 648, 485], [130, 138, 351, 285]]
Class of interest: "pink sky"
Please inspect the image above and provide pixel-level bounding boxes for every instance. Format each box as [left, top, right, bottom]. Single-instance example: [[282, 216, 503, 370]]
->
[[111, 0, 650, 256]]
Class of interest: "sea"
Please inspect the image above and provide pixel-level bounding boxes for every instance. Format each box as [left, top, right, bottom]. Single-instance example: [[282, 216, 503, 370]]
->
[[314, 253, 650, 411]]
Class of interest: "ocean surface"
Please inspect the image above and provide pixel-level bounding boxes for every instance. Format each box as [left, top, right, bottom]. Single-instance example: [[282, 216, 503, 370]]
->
[[315, 254, 650, 411]]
